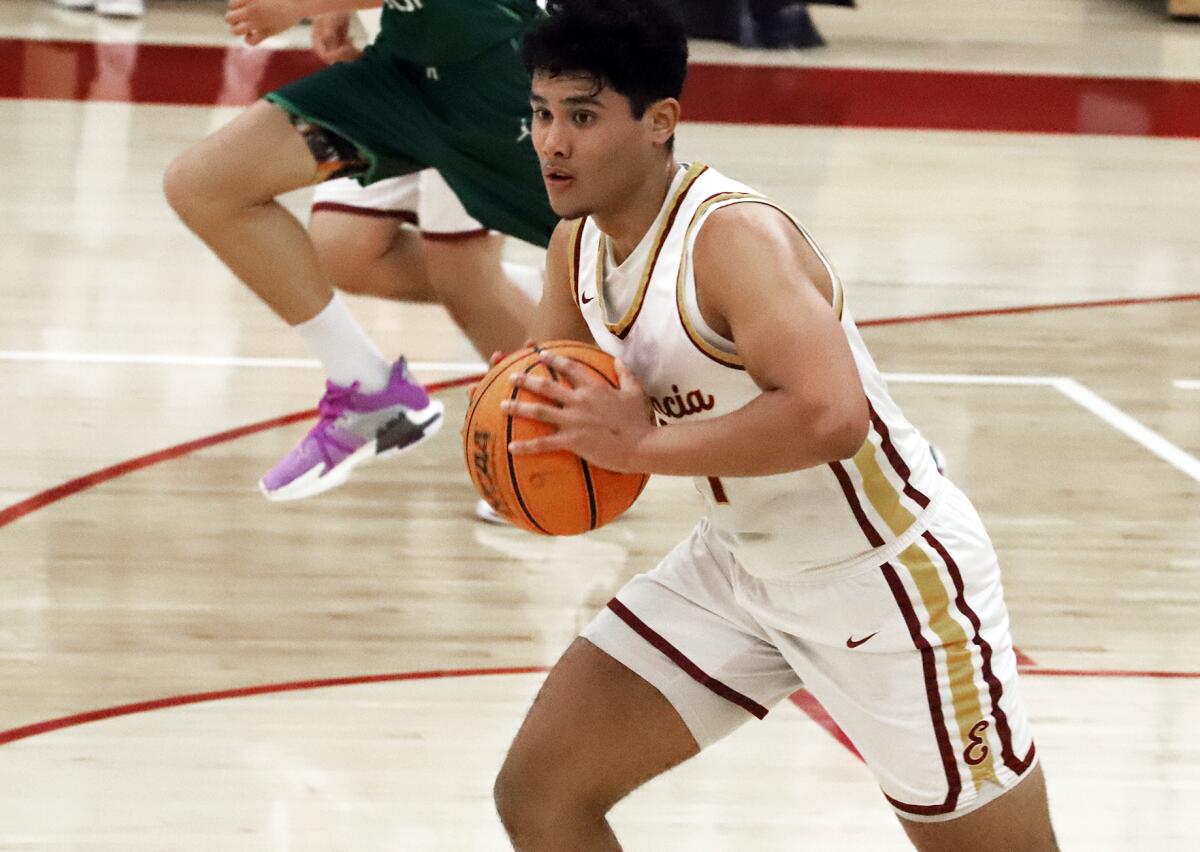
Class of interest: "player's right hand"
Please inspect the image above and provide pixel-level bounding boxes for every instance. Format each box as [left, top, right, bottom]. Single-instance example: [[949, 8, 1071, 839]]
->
[[312, 12, 361, 65], [226, 0, 304, 47]]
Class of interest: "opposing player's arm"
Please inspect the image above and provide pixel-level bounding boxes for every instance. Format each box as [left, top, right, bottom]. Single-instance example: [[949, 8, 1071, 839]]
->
[[630, 204, 869, 476], [527, 219, 594, 345], [227, 0, 383, 46]]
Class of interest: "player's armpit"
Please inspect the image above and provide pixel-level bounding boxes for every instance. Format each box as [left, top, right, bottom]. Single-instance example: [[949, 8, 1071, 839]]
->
[[527, 218, 593, 345]]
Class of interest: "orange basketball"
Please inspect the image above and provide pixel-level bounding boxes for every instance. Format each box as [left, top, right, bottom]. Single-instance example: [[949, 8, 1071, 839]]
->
[[463, 340, 650, 536]]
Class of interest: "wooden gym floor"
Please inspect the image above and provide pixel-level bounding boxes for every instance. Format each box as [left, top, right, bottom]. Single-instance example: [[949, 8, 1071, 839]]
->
[[1, 1, 1198, 848]]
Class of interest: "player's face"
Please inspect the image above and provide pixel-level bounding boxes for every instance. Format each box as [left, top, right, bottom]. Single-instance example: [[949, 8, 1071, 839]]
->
[[530, 72, 666, 220]]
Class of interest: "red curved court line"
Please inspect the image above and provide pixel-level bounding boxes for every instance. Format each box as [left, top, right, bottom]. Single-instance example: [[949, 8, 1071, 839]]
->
[[0, 375, 477, 530], [1020, 667, 1200, 679], [0, 666, 550, 747], [3, 663, 1195, 750], [790, 689, 864, 762], [858, 292, 1200, 327], [4, 291, 1197, 530]]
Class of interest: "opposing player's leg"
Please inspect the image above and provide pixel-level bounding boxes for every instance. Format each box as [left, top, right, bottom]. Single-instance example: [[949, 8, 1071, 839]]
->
[[164, 100, 341, 326], [496, 528, 803, 849], [418, 170, 542, 356], [165, 104, 442, 500], [309, 177, 438, 303]]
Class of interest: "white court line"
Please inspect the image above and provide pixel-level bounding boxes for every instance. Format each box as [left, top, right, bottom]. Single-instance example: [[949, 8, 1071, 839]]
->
[[7, 351, 1197, 483], [0, 350, 486, 374], [1050, 378, 1200, 484], [887, 371, 1200, 485]]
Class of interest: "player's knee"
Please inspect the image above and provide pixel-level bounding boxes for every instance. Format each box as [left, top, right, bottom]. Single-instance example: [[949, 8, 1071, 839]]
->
[[493, 752, 608, 842], [163, 145, 233, 229], [162, 150, 204, 223]]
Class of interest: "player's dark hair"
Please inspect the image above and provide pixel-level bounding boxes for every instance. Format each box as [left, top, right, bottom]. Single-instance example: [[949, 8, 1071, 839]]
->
[[521, 0, 689, 120]]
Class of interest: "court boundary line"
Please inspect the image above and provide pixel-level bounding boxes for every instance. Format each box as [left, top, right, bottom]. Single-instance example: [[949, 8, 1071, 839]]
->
[[2, 291, 1196, 372], [885, 373, 1200, 484]]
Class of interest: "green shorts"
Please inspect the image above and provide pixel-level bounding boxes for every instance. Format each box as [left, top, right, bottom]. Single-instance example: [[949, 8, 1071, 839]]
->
[[267, 40, 555, 248]]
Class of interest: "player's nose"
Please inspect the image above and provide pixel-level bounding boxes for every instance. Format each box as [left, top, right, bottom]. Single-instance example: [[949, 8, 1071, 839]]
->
[[537, 119, 570, 160]]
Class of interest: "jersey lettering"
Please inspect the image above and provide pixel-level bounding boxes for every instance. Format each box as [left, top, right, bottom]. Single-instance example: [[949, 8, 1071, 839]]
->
[[384, 0, 424, 12], [650, 384, 715, 420]]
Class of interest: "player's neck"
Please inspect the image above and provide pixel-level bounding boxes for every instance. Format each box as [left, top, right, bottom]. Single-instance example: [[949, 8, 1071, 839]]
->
[[594, 158, 678, 265]]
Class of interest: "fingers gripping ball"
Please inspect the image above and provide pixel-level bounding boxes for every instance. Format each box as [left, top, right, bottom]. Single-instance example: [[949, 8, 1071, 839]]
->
[[464, 341, 649, 535]]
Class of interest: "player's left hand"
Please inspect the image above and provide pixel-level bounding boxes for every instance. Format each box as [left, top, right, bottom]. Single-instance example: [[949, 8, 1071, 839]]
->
[[226, 0, 305, 46], [312, 12, 361, 64], [505, 353, 655, 473]]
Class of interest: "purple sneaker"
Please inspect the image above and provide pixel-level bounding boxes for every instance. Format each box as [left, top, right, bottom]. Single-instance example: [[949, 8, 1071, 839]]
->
[[259, 359, 444, 501]]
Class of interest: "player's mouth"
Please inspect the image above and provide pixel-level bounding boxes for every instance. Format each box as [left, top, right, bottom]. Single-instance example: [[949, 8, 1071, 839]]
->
[[543, 167, 575, 190]]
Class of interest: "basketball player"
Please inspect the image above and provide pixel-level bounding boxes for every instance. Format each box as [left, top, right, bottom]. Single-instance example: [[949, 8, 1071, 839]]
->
[[305, 10, 543, 359], [163, 0, 556, 501], [491, 2, 1058, 849]]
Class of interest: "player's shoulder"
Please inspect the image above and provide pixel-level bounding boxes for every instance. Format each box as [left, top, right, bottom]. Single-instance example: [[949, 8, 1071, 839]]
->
[[693, 201, 799, 269], [547, 217, 586, 255]]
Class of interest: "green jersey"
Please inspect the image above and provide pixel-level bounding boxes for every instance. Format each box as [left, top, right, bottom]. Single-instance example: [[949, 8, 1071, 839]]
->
[[377, 0, 542, 67]]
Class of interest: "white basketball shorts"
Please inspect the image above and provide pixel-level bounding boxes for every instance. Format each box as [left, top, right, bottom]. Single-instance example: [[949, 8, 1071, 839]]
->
[[311, 169, 487, 238], [582, 483, 1038, 822]]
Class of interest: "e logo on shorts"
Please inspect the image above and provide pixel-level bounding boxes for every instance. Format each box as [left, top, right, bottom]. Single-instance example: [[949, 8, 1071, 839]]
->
[[963, 719, 991, 766]]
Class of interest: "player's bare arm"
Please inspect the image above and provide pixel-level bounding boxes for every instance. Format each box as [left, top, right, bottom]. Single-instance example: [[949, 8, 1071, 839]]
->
[[227, 0, 382, 46], [508, 204, 868, 475], [526, 218, 594, 345]]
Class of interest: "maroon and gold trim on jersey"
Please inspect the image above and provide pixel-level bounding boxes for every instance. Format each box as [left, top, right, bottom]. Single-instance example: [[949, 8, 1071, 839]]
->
[[673, 194, 847, 370], [595, 162, 709, 339], [567, 216, 587, 306], [673, 191, 757, 369]]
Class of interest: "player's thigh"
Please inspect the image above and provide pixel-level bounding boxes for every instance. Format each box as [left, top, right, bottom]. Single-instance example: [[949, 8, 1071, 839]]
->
[[309, 176, 417, 263], [421, 233, 506, 297], [497, 637, 700, 812], [898, 763, 1056, 852], [310, 209, 405, 263], [416, 171, 505, 292], [166, 101, 317, 205]]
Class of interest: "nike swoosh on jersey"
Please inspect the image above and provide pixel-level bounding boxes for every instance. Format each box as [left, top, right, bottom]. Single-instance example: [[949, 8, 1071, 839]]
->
[[581, 293, 594, 304], [846, 632, 878, 648]]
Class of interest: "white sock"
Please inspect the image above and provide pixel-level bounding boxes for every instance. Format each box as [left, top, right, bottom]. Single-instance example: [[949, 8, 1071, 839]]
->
[[502, 262, 545, 304], [294, 294, 392, 392]]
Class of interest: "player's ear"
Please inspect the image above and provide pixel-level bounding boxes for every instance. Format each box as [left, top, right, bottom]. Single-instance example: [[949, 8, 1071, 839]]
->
[[647, 98, 680, 146]]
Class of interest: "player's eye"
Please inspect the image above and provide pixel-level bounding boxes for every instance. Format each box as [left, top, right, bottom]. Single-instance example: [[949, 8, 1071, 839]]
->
[[572, 111, 595, 126]]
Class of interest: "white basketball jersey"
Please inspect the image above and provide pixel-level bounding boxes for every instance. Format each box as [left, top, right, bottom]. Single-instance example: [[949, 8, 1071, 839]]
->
[[572, 163, 946, 577]]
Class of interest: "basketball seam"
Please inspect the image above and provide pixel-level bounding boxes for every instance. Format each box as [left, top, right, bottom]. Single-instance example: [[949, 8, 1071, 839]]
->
[[547, 361, 600, 532], [505, 361, 551, 534], [464, 350, 531, 515]]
